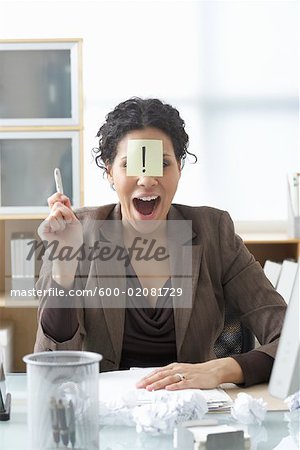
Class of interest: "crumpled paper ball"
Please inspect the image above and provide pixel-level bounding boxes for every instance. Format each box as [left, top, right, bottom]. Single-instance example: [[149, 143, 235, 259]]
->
[[283, 392, 300, 449], [99, 387, 209, 433], [231, 393, 267, 425], [132, 390, 208, 435], [99, 389, 141, 426], [285, 391, 300, 412]]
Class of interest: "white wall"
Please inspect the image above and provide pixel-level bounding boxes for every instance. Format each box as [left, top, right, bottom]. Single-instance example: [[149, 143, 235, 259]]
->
[[0, 0, 298, 226]]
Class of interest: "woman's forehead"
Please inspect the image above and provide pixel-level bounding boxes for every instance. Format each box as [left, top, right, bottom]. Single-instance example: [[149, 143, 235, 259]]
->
[[116, 128, 174, 156]]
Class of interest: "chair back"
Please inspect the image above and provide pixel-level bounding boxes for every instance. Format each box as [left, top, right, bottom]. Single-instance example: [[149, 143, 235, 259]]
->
[[214, 306, 255, 357]]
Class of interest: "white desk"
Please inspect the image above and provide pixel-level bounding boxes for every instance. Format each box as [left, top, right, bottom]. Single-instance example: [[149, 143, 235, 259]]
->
[[0, 374, 297, 450]]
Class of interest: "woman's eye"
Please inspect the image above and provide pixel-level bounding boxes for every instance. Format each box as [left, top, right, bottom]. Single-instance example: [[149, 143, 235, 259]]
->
[[163, 160, 169, 167]]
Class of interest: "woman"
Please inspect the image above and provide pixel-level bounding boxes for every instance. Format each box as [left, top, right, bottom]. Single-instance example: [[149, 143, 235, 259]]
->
[[35, 97, 286, 391]]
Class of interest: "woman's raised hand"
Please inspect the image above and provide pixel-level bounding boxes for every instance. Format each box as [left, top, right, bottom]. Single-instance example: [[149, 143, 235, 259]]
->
[[38, 192, 83, 246], [38, 193, 83, 288]]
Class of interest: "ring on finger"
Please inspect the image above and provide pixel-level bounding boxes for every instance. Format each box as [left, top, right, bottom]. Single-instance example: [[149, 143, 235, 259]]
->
[[175, 373, 186, 382]]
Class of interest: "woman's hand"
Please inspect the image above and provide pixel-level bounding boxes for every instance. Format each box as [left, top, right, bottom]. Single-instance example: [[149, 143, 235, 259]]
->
[[136, 358, 244, 391], [38, 193, 82, 244], [38, 193, 83, 288]]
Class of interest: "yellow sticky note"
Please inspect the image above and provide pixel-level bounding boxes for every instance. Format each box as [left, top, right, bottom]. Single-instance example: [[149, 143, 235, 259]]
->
[[126, 139, 163, 177]]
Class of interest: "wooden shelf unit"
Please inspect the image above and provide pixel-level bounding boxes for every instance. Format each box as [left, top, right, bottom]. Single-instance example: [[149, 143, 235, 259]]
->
[[0, 217, 57, 372], [0, 38, 83, 372], [241, 233, 300, 267]]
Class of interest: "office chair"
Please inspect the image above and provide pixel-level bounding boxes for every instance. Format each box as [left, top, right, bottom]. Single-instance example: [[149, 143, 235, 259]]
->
[[214, 306, 255, 358]]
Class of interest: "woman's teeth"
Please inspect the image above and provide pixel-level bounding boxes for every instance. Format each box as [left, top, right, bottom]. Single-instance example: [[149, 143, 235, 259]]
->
[[137, 196, 158, 201]]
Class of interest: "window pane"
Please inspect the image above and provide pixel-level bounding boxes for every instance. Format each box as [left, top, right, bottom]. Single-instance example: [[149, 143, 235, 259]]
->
[[0, 50, 71, 119], [0, 139, 73, 206]]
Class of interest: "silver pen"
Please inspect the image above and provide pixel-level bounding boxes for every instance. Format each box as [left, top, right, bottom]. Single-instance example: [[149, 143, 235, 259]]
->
[[50, 397, 60, 447], [58, 398, 69, 447], [67, 400, 76, 448], [0, 351, 6, 402], [54, 168, 64, 194], [0, 355, 11, 421]]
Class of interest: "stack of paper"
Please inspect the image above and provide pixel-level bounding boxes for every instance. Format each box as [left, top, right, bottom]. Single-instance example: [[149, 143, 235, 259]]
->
[[98, 368, 233, 429], [202, 389, 233, 412]]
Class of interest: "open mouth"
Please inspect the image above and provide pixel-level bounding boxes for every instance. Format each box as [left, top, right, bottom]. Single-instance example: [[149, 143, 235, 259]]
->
[[133, 196, 160, 216]]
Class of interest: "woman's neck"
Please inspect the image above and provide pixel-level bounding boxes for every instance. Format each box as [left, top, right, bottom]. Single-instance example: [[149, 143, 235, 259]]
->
[[122, 219, 168, 246]]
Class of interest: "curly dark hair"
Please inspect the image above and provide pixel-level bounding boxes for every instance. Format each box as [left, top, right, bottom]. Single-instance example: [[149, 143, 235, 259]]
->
[[93, 97, 197, 173]]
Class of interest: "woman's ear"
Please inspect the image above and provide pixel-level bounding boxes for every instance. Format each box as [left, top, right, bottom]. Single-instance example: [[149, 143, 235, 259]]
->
[[106, 162, 113, 184], [177, 160, 182, 176]]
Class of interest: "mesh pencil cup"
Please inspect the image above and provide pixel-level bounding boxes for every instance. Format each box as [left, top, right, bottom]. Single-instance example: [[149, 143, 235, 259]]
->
[[23, 351, 102, 450]]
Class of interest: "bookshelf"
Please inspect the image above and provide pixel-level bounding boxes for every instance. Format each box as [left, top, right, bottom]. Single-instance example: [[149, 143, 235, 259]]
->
[[241, 233, 300, 267], [0, 39, 83, 372]]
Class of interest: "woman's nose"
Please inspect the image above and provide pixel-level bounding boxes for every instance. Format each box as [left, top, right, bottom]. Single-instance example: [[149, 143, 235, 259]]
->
[[137, 175, 159, 187]]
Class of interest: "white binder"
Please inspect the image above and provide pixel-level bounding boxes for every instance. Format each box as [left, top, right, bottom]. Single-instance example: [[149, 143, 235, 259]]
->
[[263, 260, 282, 288], [276, 260, 298, 303]]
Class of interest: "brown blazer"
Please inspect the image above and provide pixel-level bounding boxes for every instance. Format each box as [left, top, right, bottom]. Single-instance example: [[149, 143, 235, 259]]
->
[[34, 204, 286, 372]]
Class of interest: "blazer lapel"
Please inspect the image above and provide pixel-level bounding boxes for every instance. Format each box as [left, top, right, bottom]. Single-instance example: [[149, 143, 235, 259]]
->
[[167, 206, 203, 356], [92, 205, 127, 365], [172, 242, 203, 355]]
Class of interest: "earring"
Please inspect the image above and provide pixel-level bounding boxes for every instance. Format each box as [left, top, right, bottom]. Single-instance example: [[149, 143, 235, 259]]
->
[[110, 183, 116, 191]]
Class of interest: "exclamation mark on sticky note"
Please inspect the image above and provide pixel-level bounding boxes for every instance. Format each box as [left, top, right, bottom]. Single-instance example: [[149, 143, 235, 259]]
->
[[142, 146, 146, 173]]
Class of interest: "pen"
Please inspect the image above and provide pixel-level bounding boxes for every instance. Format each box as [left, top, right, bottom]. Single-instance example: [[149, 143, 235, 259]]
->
[[54, 168, 64, 194], [58, 398, 69, 447], [0, 348, 6, 401], [0, 386, 5, 412], [50, 397, 60, 447], [0, 365, 6, 405], [67, 400, 76, 448], [0, 392, 11, 421]]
